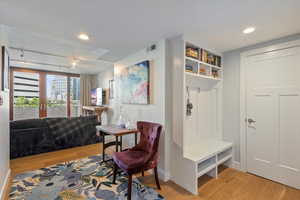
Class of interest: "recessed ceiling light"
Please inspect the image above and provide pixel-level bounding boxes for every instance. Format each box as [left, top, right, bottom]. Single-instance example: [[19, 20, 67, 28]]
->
[[243, 27, 256, 34], [78, 33, 89, 41]]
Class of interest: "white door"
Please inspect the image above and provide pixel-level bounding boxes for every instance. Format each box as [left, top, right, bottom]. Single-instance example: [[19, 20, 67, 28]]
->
[[245, 44, 300, 189]]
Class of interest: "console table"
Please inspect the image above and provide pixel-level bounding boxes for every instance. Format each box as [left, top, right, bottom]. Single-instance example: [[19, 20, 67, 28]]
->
[[82, 106, 108, 122]]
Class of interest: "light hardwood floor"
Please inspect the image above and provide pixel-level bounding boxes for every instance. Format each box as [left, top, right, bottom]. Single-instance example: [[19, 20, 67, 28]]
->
[[6, 143, 300, 200]]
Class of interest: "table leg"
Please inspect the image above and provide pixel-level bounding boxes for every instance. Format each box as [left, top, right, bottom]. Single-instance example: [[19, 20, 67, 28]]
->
[[116, 136, 119, 152], [120, 136, 123, 151], [135, 133, 138, 146], [102, 132, 105, 162]]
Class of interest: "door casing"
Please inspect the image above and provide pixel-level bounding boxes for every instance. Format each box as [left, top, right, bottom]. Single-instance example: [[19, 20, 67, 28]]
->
[[240, 39, 300, 172]]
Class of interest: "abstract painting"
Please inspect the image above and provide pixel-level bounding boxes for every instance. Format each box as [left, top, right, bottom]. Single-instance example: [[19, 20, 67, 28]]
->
[[120, 60, 150, 104]]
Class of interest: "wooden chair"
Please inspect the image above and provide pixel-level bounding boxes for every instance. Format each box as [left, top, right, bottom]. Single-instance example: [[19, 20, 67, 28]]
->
[[112, 121, 162, 200]]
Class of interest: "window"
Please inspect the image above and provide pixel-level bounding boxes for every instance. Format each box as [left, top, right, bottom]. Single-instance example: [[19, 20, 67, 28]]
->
[[13, 71, 40, 120], [10, 68, 80, 120], [70, 77, 80, 117], [46, 74, 68, 118]]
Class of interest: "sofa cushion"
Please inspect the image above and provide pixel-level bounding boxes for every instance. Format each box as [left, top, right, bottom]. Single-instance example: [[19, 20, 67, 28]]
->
[[10, 118, 47, 130], [44, 117, 82, 148]]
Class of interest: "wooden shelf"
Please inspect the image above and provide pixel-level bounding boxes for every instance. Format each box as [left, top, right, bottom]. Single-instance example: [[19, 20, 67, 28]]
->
[[185, 56, 222, 70], [185, 71, 221, 81]]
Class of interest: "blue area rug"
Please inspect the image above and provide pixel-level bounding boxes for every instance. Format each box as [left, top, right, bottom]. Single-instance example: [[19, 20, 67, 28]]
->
[[9, 155, 164, 200]]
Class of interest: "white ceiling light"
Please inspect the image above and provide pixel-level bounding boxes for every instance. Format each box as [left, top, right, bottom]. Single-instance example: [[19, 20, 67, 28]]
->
[[243, 27, 256, 34], [78, 33, 89, 41], [71, 57, 79, 68], [71, 61, 77, 68]]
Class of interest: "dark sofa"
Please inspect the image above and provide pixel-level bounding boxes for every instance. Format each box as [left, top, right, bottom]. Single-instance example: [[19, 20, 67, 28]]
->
[[10, 115, 101, 159]]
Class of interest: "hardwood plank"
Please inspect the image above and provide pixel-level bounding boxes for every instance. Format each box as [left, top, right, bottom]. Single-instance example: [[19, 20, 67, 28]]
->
[[5, 143, 300, 200]]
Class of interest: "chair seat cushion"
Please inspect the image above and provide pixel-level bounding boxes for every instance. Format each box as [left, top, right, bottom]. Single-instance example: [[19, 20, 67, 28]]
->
[[113, 150, 148, 173]]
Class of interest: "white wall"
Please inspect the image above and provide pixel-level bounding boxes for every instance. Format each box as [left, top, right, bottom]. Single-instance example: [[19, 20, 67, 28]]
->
[[93, 68, 114, 89], [92, 67, 114, 125], [0, 25, 10, 200], [112, 40, 169, 179], [223, 33, 300, 163]]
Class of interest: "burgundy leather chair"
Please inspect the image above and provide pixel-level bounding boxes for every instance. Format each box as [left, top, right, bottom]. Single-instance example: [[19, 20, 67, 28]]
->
[[112, 121, 162, 200]]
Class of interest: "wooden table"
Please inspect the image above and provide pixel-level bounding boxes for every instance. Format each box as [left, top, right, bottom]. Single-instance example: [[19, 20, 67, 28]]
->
[[96, 125, 139, 162], [82, 106, 108, 122]]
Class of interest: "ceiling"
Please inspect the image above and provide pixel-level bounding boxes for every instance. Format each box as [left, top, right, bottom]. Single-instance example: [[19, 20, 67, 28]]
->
[[5, 26, 113, 74], [1, 0, 300, 63]]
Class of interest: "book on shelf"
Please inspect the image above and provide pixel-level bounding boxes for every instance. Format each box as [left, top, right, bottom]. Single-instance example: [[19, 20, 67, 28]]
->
[[201, 49, 208, 63], [186, 47, 199, 59], [215, 56, 221, 67], [201, 49, 221, 67], [185, 65, 194, 73], [186, 44, 222, 67]]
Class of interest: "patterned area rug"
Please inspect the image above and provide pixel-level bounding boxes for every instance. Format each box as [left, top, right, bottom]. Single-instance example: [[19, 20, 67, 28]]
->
[[9, 155, 164, 200]]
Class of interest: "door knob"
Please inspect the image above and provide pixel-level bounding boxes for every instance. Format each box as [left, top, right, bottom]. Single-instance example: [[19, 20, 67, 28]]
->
[[248, 118, 256, 124]]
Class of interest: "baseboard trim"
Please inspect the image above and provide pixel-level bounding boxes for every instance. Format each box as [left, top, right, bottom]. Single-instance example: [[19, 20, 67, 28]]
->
[[232, 161, 241, 171], [0, 169, 11, 200], [157, 167, 170, 182]]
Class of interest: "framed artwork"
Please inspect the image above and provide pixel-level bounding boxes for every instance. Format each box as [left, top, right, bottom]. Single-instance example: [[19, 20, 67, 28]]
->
[[109, 79, 114, 99], [1, 46, 10, 91], [120, 60, 150, 104]]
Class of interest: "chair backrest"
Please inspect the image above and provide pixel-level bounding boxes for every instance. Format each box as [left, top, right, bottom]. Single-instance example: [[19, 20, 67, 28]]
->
[[136, 121, 162, 157]]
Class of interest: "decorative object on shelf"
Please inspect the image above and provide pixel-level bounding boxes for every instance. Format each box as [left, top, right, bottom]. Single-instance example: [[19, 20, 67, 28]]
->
[[186, 47, 199, 59], [199, 66, 207, 75], [212, 69, 219, 78], [1, 46, 10, 91], [186, 87, 193, 116], [120, 60, 150, 104], [185, 64, 194, 73], [109, 79, 114, 99]]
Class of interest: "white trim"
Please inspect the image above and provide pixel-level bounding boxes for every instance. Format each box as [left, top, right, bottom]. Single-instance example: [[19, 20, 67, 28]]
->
[[157, 167, 171, 182], [232, 161, 241, 171], [239, 39, 300, 173], [240, 54, 247, 172], [0, 169, 10, 200], [240, 39, 300, 58]]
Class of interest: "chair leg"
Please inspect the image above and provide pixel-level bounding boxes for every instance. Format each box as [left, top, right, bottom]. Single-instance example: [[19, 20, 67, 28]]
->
[[154, 167, 161, 190], [128, 174, 132, 200], [142, 170, 144, 177], [113, 163, 118, 184]]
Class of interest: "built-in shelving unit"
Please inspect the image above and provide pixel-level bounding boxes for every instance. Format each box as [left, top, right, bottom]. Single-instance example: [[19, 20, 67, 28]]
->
[[185, 71, 221, 81], [185, 43, 222, 81], [168, 36, 233, 196]]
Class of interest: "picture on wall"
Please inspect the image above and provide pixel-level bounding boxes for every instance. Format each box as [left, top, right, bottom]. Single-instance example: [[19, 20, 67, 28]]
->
[[120, 60, 150, 104], [1, 46, 10, 91]]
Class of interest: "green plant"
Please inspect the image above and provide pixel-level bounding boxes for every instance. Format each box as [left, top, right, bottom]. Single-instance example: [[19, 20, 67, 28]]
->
[[14, 97, 40, 107]]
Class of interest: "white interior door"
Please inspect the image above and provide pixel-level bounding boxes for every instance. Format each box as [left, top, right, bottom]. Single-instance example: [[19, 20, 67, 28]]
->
[[246, 44, 300, 189]]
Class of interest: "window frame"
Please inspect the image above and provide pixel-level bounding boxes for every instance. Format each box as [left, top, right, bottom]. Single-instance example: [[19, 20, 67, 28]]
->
[[10, 67, 80, 120]]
